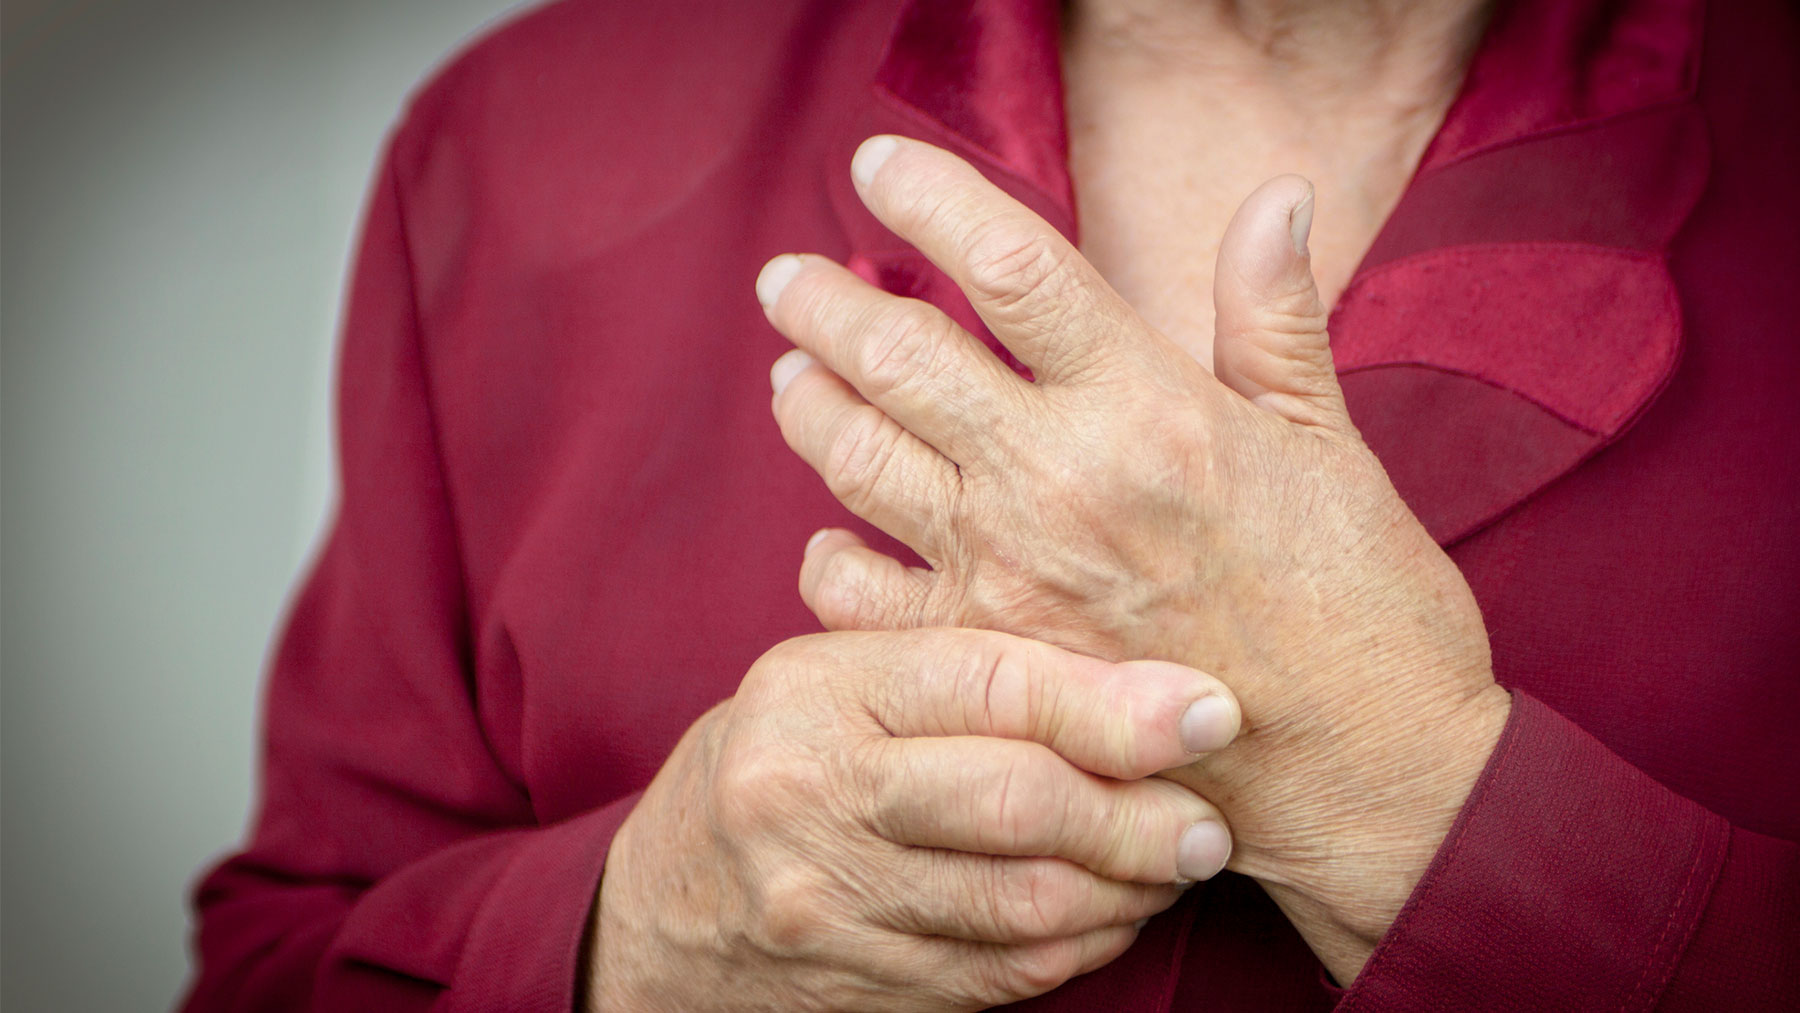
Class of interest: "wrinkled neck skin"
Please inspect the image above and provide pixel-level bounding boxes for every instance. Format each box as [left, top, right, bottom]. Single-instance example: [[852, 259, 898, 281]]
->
[[1058, 0, 1494, 371], [1063, 0, 1494, 115]]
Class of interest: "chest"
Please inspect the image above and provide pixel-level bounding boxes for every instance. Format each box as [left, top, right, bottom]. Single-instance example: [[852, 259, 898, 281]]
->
[[424, 59, 1799, 842]]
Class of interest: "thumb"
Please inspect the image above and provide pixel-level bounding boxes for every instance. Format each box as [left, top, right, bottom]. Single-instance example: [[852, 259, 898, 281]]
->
[[1211, 175, 1350, 431]]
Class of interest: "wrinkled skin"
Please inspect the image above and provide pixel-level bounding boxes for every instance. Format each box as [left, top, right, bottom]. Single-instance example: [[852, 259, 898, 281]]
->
[[589, 628, 1243, 1011], [759, 135, 1512, 980]]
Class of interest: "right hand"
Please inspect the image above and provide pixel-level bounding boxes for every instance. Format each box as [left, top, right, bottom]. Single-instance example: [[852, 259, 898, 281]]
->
[[585, 628, 1242, 1011]]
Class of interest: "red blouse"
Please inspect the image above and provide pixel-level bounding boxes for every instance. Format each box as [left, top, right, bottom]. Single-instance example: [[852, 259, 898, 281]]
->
[[182, 0, 1800, 1009]]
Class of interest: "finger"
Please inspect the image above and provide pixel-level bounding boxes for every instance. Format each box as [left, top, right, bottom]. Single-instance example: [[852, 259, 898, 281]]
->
[[758, 253, 1034, 465], [957, 923, 1143, 1006], [889, 919, 1141, 1007], [798, 528, 941, 630], [848, 134, 1152, 384], [1211, 175, 1354, 432], [875, 849, 1179, 943], [771, 354, 959, 560], [866, 735, 1233, 884], [849, 913, 1142, 1009], [853, 629, 1243, 780]]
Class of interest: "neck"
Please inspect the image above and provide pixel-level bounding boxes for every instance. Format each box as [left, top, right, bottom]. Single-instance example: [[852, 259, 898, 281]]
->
[[1063, 0, 1494, 116]]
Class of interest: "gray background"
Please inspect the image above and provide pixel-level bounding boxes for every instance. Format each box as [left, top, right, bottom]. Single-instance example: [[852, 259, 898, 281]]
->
[[3, 1, 529, 1008]]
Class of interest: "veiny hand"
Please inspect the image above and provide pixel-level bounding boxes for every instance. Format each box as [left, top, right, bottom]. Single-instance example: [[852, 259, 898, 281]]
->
[[587, 629, 1242, 1011], [756, 135, 1512, 981]]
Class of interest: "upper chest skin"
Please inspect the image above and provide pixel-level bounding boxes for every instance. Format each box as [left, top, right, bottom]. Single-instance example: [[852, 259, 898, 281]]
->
[[1060, 22, 1462, 364]]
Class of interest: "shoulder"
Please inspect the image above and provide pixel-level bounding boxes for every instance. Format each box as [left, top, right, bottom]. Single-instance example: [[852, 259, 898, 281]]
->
[[380, 0, 898, 265], [396, 0, 825, 155]]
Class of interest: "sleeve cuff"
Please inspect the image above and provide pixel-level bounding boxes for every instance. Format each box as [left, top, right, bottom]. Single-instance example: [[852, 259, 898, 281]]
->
[[444, 791, 644, 1013], [1339, 691, 1729, 1011]]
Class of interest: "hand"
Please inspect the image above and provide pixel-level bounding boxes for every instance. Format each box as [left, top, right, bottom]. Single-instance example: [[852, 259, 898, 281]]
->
[[756, 135, 1511, 980], [586, 629, 1242, 1011]]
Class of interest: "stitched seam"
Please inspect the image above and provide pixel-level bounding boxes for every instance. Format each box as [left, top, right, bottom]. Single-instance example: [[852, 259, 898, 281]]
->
[[1622, 816, 1726, 1012], [1622, 835, 1705, 1011]]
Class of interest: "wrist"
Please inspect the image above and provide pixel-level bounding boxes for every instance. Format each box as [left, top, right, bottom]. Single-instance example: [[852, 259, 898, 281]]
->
[[1174, 679, 1511, 980], [583, 706, 732, 1011], [587, 782, 695, 1011], [584, 813, 647, 1011]]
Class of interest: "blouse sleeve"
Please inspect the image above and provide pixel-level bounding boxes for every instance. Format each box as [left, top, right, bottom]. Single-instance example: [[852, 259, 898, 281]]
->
[[179, 140, 638, 1013], [1339, 691, 1799, 1010]]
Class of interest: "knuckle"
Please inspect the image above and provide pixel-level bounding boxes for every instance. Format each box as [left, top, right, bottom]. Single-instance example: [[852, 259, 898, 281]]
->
[[755, 630, 847, 672], [1091, 785, 1156, 880], [996, 858, 1079, 939], [708, 752, 773, 833], [990, 936, 1081, 1000], [950, 633, 1037, 739], [750, 866, 833, 954], [1047, 660, 1135, 780], [1016, 769, 1071, 854], [994, 752, 1067, 849], [1142, 782, 1213, 881], [812, 552, 876, 631], [1266, 279, 1331, 332], [821, 411, 898, 511], [854, 303, 952, 399], [859, 749, 911, 840], [744, 636, 808, 693], [963, 227, 1069, 316], [1104, 675, 1165, 780], [1223, 290, 1331, 359], [742, 635, 844, 714], [711, 744, 818, 837]]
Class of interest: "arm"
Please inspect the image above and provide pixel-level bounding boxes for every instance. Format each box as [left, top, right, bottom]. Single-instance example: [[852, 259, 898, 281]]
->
[[754, 134, 1800, 1006], [1339, 692, 1799, 1011], [188, 124, 1259, 1012], [181, 143, 637, 1013], [181, 141, 1246, 1006]]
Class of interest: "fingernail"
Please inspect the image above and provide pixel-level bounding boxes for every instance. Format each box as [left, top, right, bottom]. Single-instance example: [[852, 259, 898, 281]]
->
[[1289, 186, 1315, 257], [756, 254, 804, 308], [770, 348, 815, 395], [805, 528, 832, 552], [1180, 695, 1236, 754], [851, 135, 900, 188], [1177, 821, 1231, 882]]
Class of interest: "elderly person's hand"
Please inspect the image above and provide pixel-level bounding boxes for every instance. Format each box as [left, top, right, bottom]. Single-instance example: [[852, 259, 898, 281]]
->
[[757, 135, 1513, 983], [587, 628, 1241, 1011]]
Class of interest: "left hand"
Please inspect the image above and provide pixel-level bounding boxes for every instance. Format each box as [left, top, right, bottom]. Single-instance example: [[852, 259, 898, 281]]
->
[[755, 135, 1512, 979]]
